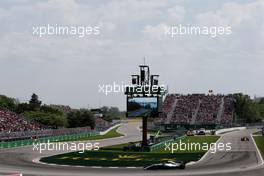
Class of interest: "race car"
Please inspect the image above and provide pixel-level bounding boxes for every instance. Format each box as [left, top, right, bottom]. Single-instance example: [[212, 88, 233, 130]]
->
[[241, 137, 249, 141], [144, 161, 185, 170], [196, 128, 206, 135], [186, 130, 195, 136]]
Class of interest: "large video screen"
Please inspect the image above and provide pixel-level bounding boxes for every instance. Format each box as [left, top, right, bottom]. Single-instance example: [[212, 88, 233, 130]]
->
[[127, 97, 158, 117]]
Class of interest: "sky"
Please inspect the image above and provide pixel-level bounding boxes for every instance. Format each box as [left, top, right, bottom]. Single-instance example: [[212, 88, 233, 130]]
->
[[0, 0, 263, 110]]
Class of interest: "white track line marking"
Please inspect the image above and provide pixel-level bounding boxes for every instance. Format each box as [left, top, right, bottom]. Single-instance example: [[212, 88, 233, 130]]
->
[[250, 134, 264, 165], [187, 135, 223, 166]]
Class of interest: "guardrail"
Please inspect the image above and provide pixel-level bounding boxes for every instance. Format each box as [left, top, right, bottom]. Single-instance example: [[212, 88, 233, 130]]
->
[[150, 135, 186, 151], [0, 122, 122, 149], [100, 124, 121, 135], [0, 131, 99, 149], [215, 127, 246, 135]]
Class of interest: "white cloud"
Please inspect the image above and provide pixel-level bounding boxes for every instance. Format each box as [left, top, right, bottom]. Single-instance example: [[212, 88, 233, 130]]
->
[[142, 23, 168, 40], [0, 0, 263, 109], [195, 0, 264, 27], [0, 8, 9, 19], [167, 5, 186, 23]]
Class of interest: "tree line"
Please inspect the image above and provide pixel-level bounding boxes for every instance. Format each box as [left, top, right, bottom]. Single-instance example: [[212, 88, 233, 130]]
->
[[233, 93, 264, 123], [0, 94, 125, 129], [2, 92, 262, 127]]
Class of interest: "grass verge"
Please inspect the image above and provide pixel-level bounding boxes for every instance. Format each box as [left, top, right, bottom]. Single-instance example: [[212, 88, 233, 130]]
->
[[40, 135, 219, 167], [40, 151, 203, 167], [153, 135, 219, 153], [253, 131, 262, 135], [0, 126, 123, 149], [254, 135, 264, 159], [76, 126, 124, 141]]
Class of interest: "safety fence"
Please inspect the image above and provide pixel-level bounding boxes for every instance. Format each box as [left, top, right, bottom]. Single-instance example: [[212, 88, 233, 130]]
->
[[0, 131, 99, 149]]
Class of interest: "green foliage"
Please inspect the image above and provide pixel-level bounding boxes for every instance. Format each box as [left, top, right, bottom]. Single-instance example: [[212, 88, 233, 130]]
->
[[259, 98, 264, 104], [101, 106, 125, 122], [13, 94, 67, 127], [22, 111, 67, 127], [0, 95, 18, 111], [16, 93, 44, 113], [67, 109, 95, 129], [233, 93, 263, 122], [16, 103, 32, 113], [29, 93, 42, 110], [40, 105, 64, 114], [258, 104, 264, 118]]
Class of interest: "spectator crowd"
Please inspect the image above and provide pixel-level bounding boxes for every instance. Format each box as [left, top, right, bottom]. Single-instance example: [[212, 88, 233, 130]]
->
[[161, 94, 234, 125], [0, 108, 112, 141], [0, 109, 45, 133]]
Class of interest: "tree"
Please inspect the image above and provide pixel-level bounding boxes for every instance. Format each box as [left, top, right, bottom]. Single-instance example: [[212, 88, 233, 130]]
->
[[23, 111, 67, 128], [101, 106, 109, 114], [0, 95, 18, 111], [233, 93, 262, 123], [81, 109, 95, 129], [29, 93, 42, 110], [40, 105, 63, 114], [258, 104, 264, 118], [100, 106, 125, 122], [16, 103, 31, 113], [67, 109, 95, 129], [259, 98, 264, 104]]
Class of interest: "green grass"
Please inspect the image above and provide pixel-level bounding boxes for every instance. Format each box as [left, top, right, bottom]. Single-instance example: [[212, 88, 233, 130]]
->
[[37, 126, 123, 142], [0, 126, 123, 149], [76, 126, 124, 141], [254, 136, 264, 158], [40, 126, 123, 143], [40, 135, 219, 167], [0, 131, 99, 149], [101, 142, 131, 151], [253, 131, 262, 135], [153, 135, 220, 153], [40, 150, 204, 167]]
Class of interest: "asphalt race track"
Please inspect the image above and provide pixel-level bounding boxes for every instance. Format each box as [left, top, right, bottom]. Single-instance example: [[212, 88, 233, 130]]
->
[[0, 121, 264, 176]]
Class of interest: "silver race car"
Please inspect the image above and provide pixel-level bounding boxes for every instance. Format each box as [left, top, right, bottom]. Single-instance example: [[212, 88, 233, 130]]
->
[[144, 161, 186, 170]]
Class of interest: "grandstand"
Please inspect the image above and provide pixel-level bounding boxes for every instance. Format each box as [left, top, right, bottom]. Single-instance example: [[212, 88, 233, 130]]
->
[[160, 94, 234, 127], [0, 108, 112, 141], [0, 108, 46, 133]]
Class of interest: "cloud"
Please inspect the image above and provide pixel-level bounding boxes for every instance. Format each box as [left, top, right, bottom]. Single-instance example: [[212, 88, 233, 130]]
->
[[195, 0, 264, 26], [167, 5, 186, 23], [0, 0, 263, 109]]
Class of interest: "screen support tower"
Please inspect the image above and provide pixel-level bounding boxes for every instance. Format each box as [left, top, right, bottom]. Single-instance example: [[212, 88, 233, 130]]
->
[[139, 65, 150, 147], [142, 116, 148, 146], [125, 64, 162, 148]]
